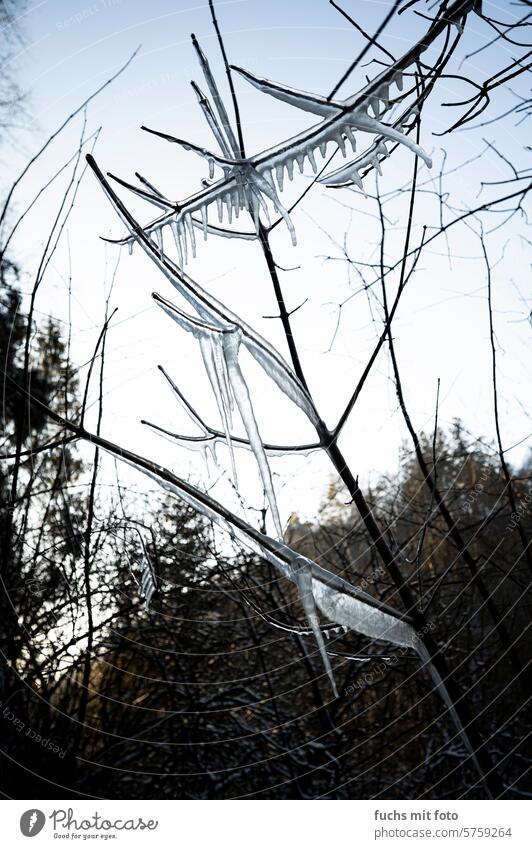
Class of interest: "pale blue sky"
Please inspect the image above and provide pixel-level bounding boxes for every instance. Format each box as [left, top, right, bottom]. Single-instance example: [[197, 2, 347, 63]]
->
[[3, 0, 530, 531]]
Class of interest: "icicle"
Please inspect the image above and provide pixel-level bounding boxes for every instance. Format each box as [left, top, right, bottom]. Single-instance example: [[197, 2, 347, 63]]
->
[[296, 151, 305, 173], [181, 221, 188, 264], [416, 640, 488, 790], [170, 220, 183, 267], [287, 157, 294, 181], [296, 564, 338, 697], [251, 192, 261, 231], [185, 214, 196, 258], [235, 174, 246, 211], [232, 189, 240, 218], [212, 333, 234, 420], [344, 126, 356, 152], [394, 69, 403, 91], [226, 192, 233, 224], [250, 169, 296, 246], [369, 96, 380, 118], [127, 239, 134, 256], [249, 180, 271, 227], [307, 147, 317, 173], [319, 141, 327, 158], [208, 157, 215, 179], [222, 329, 283, 539], [216, 196, 223, 222], [372, 155, 383, 176], [275, 163, 284, 191], [335, 132, 347, 157], [200, 204, 208, 240], [199, 333, 238, 484]]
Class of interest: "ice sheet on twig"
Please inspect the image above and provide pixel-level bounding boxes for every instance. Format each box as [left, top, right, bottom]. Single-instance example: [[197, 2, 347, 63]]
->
[[155, 295, 282, 537]]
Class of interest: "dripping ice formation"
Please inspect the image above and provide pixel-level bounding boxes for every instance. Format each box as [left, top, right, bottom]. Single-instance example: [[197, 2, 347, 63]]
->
[[114, 80, 430, 260], [105, 439, 429, 700], [88, 155, 319, 425], [104, 11, 442, 267], [231, 65, 430, 190], [296, 563, 339, 697], [87, 153, 322, 541], [86, 14, 437, 678], [86, 2, 481, 763], [105, 433, 479, 771], [142, 364, 321, 462], [153, 292, 284, 539]]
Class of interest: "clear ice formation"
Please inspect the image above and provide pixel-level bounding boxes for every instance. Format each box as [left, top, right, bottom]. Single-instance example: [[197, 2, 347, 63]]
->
[[88, 15, 474, 728], [110, 435, 484, 765], [107, 441, 425, 699], [109, 29, 433, 262], [154, 293, 283, 538]]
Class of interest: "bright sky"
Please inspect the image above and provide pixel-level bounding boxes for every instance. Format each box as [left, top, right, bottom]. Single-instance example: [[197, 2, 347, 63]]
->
[[3, 0, 531, 535]]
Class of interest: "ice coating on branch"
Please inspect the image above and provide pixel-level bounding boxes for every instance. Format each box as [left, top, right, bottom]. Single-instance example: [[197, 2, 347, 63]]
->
[[107, 13, 451, 254], [132, 96, 430, 243], [130, 46, 431, 248], [296, 564, 338, 696], [231, 66, 337, 118], [144, 418, 320, 459], [222, 329, 283, 538], [322, 142, 389, 189], [139, 125, 296, 241], [154, 294, 283, 538], [229, 60, 431, 190], [103, 438, 422, 698], [154, 296, 237, 481], [95, 175, 319, 428], [311, 579, 421, 650], [84, 158, 320, 428], [199, 333, 237, 482], [191, 80, 233, 157], [310, 576, 479, 763], [191, 33, 240, 157], [319, 118, 431, 188], [151, 257, 317, 424], [88, 7, 489, 765]]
